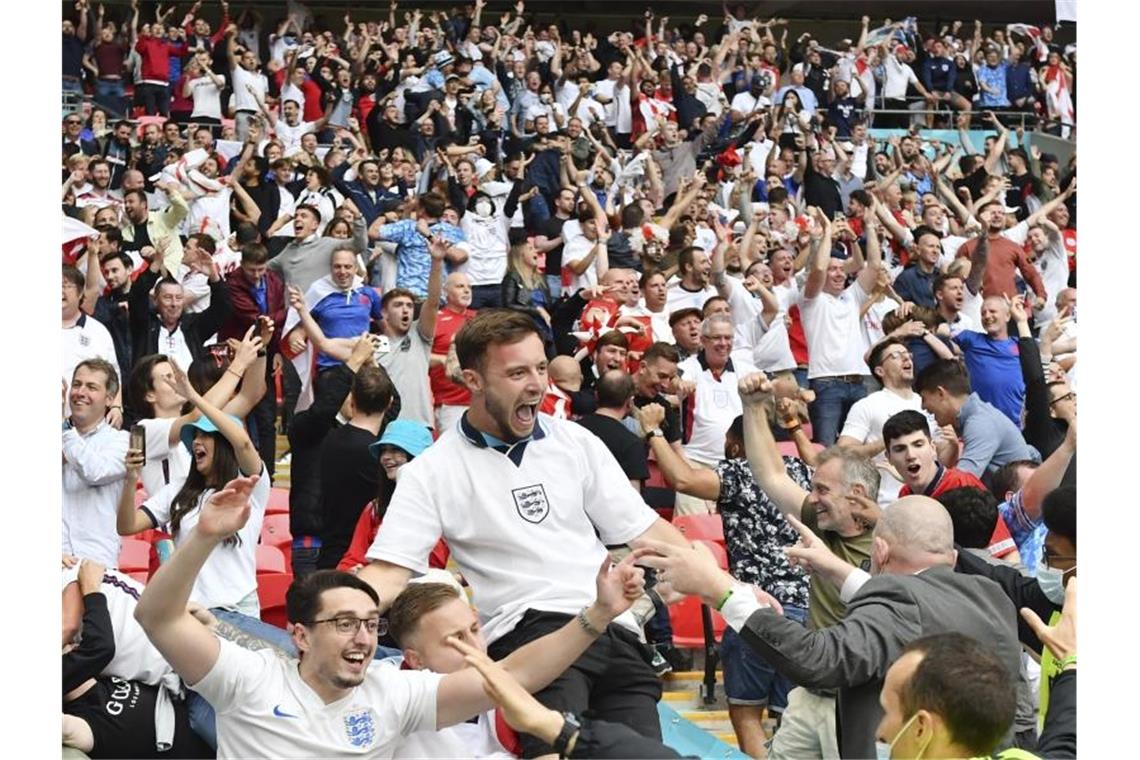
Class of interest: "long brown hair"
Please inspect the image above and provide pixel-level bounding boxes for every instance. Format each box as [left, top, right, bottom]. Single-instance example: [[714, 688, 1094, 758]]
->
[[169, 431, 242, 546]]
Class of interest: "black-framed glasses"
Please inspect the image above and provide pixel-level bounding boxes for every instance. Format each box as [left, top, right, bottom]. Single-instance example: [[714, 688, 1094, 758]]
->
[[1049, 391, 1076, 406], [1041, 547, 1076, 567], [65, 119, 82, 126], [306, 616, 386, 636]]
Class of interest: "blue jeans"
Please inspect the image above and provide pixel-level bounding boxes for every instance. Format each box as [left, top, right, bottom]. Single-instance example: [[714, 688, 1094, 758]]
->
[[808, 377, 868, 446], [94, 78, 127, 116], [291, 543, 321, 579], [721, 604, 808, 711], [62, 76, 83, 95], [186, 609, 402, 748]]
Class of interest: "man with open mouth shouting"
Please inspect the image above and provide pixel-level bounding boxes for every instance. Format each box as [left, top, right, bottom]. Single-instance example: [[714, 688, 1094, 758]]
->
[[357, 309, 697, 758]]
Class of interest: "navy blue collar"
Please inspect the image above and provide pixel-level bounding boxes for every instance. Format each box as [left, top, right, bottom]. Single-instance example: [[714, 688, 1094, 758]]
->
[[459, 411, 547, 467], [696, 351, 734, 375], [922, 464, 946, 497]]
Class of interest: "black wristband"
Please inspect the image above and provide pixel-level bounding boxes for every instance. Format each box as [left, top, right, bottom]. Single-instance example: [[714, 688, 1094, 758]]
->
[[552, 713, 582, 758], [256, 349, 267, 357]]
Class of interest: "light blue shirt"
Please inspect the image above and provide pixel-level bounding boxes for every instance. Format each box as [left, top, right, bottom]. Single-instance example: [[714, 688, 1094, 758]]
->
[[773, 85, 819, 114], [976, 62, 1011, 107], [956, 393, 1035, 478]]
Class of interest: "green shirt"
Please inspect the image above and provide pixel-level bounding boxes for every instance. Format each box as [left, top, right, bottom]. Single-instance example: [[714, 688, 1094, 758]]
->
[[800, 497, 874, 630]]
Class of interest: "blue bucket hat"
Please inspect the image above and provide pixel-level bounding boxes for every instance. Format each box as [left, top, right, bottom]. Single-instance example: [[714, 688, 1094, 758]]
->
[[180, 414, 243, 453], [368, 420, 433, 461]]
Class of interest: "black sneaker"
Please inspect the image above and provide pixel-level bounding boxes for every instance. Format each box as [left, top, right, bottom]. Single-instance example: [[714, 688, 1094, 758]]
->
[[662, 646, 694, 672]]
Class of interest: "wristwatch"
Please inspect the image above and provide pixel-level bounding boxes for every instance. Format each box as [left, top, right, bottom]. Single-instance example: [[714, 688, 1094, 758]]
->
[[552, 712, 582, 758], [644, 427, 664, 440]]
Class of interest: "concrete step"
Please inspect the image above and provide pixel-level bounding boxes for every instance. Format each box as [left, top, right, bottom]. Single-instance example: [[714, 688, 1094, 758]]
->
[[680, 709, 735, 733]]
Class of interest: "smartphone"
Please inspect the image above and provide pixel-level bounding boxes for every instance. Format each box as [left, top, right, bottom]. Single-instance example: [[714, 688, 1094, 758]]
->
[[129, 424, 147, 461]]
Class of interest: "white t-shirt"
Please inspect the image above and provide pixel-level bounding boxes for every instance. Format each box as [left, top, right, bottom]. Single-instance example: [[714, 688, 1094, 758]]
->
[[678, 354, 757, 466], [729, 91, 771, 116], [594, 78, 632, 132], [723, 277, 795, 372], [839, 389, 936, 506], [665, 280, 717, 316], [272, 185, 299, 238], [801, 281, 872, 378], [882, 54, 918, 99], [366, 416, 659, 643], [192, 641, 442, 759], [190, 75, 225, 119], [142, 463, 270, 609], [137, 416, 192, 498], [275, 119, 316, 155], [561, 235, 603, 294], [396, 708, 513, 758], [232, 66, 268, 112], [461, 213, 511, 287], [1033, 232, 1069, 325]]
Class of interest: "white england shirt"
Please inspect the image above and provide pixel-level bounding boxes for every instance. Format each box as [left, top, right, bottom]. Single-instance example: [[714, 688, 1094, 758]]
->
[[192, 641, 441, 759], [367, 416, 659, 643]]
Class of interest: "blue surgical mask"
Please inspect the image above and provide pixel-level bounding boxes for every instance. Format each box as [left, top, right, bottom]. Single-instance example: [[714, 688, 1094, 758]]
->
[[1037, 561, 1075, 606]]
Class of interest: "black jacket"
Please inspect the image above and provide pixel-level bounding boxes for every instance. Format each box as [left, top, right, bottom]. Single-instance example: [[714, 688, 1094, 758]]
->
[[955, 547, 1058, 653], [500, 269, 550, 321], [128, 269, 233, 369], [287, 364, 400, 538]]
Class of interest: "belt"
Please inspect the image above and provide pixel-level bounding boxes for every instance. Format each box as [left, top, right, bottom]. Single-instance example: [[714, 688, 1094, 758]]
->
[[817, 374, 865, 383]]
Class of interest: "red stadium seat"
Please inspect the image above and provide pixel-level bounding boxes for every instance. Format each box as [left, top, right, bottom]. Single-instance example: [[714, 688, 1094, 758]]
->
[[126, 570, 149, 585], [118, 538, 152, 573], [260, 514, 293, 568], [256, 544, 287, 575], [257, 572, 293, 629], [668, 595, 728, 648], [672, 514, 725, 545], [266, 488, 290, 515]]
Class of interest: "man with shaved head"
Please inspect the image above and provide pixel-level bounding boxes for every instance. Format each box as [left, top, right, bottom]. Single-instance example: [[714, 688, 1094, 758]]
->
[[637, 492, 1022, 759]]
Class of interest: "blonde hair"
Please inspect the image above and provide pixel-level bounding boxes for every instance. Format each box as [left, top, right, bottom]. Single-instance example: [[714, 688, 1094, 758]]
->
[[508, 241, 542, 289]]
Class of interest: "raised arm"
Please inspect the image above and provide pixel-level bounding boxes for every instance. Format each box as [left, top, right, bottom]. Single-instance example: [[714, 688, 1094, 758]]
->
[[981, 111, 1008, 174], [739, 373, 809, 520], [166, 360, 261, 476], [135, 475, 260, 686], [802, 207, 832, 300], [633, 404, 721, 499], [856, 202, 883, 293], [416, 235, 447, 342]]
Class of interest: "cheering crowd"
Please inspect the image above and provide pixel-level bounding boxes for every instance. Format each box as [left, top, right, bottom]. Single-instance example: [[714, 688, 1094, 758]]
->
[[61, 1, 1077, 758]]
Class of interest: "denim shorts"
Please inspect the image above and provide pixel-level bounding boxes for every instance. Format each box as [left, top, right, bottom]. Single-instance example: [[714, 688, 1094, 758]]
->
[[721, 604, 808, 710]]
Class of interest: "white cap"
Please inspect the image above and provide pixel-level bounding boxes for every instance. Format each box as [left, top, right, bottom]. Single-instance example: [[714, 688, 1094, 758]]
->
[[792, 62, 805, 74], [474, 157, 495, 179]]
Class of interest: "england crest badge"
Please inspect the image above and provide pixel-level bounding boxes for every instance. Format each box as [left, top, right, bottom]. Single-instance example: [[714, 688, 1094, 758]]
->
[[512, 484, 550, 524], [343, 708, 376, 749]]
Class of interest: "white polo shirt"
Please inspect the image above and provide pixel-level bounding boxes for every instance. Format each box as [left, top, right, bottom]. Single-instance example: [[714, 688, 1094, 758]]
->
[[801, 281, 871, 379], [678, 353, 757, 466], [366, 415, 659, 644], [191, 640, 442, 759], [63, 313, 120, 395]]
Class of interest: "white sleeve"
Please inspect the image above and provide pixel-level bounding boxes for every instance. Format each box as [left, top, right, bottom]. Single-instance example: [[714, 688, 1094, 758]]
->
[[141, 479, 181, 527], [376, 662, 444, 734], [365, 464, 443, 574], [187, 639, 274, 714], [724, 277, 761, 329], [578, 430, 659, 545], [1001, 221, 1029, 246], [838, 397, 873, 442], [141, 417, 175, 460]]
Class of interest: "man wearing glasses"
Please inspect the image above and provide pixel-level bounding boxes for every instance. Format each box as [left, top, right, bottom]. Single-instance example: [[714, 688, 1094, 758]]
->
[[837, 338, 950, 506], [62, 114, 100, 157], [134, 473, 647, 759]]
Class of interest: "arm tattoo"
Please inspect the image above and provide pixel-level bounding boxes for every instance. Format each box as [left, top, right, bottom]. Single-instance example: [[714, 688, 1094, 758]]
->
[[212, 620, 290, 656]]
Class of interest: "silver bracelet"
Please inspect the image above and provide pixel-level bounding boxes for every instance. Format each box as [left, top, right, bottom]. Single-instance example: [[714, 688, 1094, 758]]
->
[[576, 607, 604, 637]]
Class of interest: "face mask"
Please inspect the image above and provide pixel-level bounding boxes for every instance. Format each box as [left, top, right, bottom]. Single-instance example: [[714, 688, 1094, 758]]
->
[[541, 93, 553, 103], [875, 713, 925, 760], [475, 200, 493, 217], [1037, 561, 1075, 605]]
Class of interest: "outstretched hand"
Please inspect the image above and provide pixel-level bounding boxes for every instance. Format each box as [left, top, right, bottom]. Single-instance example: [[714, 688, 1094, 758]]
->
[[197, 474, 260, 540], [1020, 577, 1076, 662], [594, 551, 647, 619]]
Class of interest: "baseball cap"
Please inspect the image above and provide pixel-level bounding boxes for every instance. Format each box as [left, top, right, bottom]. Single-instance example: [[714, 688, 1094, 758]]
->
[[792, 62, 805, 74], [368, 420, 433, 461], [433, 50, 455, 68]]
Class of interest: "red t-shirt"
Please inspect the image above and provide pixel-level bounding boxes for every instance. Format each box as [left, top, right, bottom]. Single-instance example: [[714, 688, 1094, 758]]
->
[[1062, 228, 1076, 272], [429, 307, 475, 407], [899, 466, 1016, 558], [337, 506, 450, 572]]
